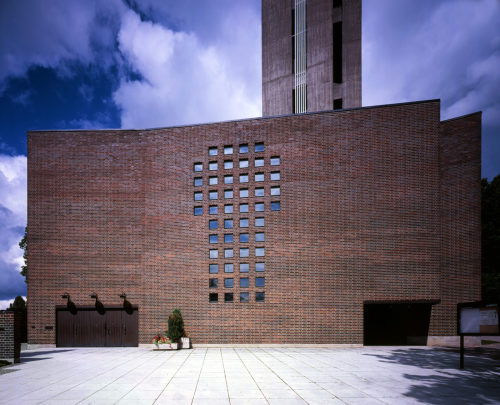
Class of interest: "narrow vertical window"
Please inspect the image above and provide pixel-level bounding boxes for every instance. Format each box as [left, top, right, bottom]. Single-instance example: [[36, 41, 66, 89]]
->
[[333, 22, 343, 83]]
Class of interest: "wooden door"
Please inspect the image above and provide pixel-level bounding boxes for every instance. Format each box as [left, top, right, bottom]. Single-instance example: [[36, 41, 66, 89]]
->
[[105, 310, 122, 347], [121, 309, 138, 347], [56, 309, 74, 347]]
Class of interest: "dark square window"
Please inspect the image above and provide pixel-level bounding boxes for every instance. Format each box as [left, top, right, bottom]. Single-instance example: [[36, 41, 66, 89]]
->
[[255, 188, 264, 197], [271, 186, 280, 196], [209, 279, 218, 288], [209, 234, 218, 243], [225, 263, 234, 273], [224, 145, 233, 155], [209, 205, 218, 215], [239, 159, 249, 168], [224, 249, 233, 258], [255, 173, 265, 182], [194, 177, 202, 186], [224, 219, 233, 229], [239, 233, 249, 243], [255, 217, 264, 227], [240, 188, 249, 198], [256, 277, 265, 287], [194, 192, 202, 201], [334, 98, 343, 110], [209, 249, 218, 259], [209, 293, 218, 302], [271, 201, 281, 211], [224, 234, 234, 243], [256, 247, 265, 257], [240, 292, 249, 302], [209, 161, 218, 171], [255, 142, 264, 152], [209, 190, 218, 200], [194, 162, 203, 172], [270, 156, 280, 166], [239, 144, 249, 153], [209, 147, 218, 156], [209, 264, 218, 273], [256, 262, 265, 272], [224, 175, 233, 184], [240, 248, 249, 258], [209, 220, 218, 229], [224, 204, 233, 214], [194, 206, 203, 216], [255, 158, 264, 167], [255, 232, 265, 242], [333, 0, 342, 8], [224, 189, 233, 199], [240, 174, 249, 183], [224, 293, 234, 302], [240, 278, 249, 288], [240, 218, 249, 228], [255, 202, 264, 212], [209, 176, 218, 185], [224, 278, 234, 288], [224, 160, 233, 169], [240, 203, 249, 213], [240, 263, 249, 272], [255, 292, 265, 302], [271, 171, 280, 181]]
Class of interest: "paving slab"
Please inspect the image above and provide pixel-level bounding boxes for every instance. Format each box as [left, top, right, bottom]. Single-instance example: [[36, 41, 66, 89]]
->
[[0, 346, 499, 404]]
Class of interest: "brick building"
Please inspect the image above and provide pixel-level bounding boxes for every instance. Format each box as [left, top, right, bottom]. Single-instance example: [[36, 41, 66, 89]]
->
[[27, 99, 481, 346]]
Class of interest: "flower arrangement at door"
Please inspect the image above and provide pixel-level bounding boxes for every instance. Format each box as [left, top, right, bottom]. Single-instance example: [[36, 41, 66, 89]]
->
[[152, 335, 174, 349]]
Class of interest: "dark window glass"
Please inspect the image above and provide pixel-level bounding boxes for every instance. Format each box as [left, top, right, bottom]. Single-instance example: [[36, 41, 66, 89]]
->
[[333, 22, 343, 83], [271, 186, 280, 196], [209, 279, 218, 288], [209, 293, 218, 302], [240, 248, 249, 258], [270, 171, 280, 181], [194, 192, 202, 201], [256, 262, 265, 272], [255, 292, 265, 302], [224, 293, 234, 302], [239, 144, 249, 153], [333, 0, 342, 8], [255, 142, 264, 152], [194, 206, 203, 216], [209, 264, 219, 273], [256, 277, 265, 287], [255, 158, 264, 167], [270, 156, 280, 166], [224, 145, 233, 155], [224, 175, 233, 184], [224, 189, 233, 199], [224, 204, 233, 214], [240, 292, 249, 302], [224, 160, 233, 169], [240, 203, 249, 213], [194, 162, 203, 172], [209, 147, 218, 156], [255, 173, 265, 182], [209, 205, 218, 215], [224, 263, 234, 273], [209, 176, 218, 185], [255, 202, 264, 212], [255, 217, 264, 227], [255, 232, 265, 242], [209, 190, 218, 200], [224, 219, 233, 229], [209, 234, 218, 244], [209, 161, 218, 171], [209, 220, 218, 229], [240, 218, 249, 228], [239, 233, 249, 243], [224, 234, 234, 243], [271, 201, 281, 211], [224, 278, 234, 288], [240, 263, 249, 272], [256, 247, 265, 257], [194, 177, 202, 186], [255, 188, 264, 197], [240, 278, 249, 288], [334, 98, 343, 110], [240, 188, 249, 198]]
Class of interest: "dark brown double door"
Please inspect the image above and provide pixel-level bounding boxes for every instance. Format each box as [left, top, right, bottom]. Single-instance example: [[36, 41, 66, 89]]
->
[[56, 307, 138, 347]]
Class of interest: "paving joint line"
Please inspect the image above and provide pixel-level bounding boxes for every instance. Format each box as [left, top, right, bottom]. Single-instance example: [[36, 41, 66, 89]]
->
[[233, 347, 270, 404], [189, 347, 208, 405]]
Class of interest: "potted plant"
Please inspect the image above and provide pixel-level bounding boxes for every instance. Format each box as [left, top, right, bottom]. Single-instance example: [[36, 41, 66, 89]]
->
[[180, 331, 191, 349], [166, 308, 185, 348], [152, 335, 178, 350]]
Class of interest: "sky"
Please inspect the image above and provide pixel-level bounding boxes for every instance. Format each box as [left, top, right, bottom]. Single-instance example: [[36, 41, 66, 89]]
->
[[0, 0, 499, 308]]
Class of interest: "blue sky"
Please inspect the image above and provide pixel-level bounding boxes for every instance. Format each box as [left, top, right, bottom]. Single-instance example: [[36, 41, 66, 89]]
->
[[0, 0, 499, 307]]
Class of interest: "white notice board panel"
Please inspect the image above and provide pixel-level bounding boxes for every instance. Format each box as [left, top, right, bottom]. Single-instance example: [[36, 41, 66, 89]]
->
[[460, 307, 480, 333], [459, 303, 499, 335]]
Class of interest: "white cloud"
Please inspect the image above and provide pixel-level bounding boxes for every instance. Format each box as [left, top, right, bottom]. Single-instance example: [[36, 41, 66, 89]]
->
[[0, 155, 27, 300], [113, 9, 261, 128], [0, 296, 26, 310]]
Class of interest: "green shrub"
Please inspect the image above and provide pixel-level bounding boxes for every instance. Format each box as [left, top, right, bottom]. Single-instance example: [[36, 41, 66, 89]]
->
[[166, 308, 185, 343]]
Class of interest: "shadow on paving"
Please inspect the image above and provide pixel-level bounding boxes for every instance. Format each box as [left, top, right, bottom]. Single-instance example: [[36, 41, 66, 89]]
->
[[365, 348, 500, 405], [21, 349, 74, 358]]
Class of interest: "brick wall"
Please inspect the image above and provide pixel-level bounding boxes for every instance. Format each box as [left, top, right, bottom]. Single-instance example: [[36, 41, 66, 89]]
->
[[0, 311, 24, 363], [27, 100, 481, 344]]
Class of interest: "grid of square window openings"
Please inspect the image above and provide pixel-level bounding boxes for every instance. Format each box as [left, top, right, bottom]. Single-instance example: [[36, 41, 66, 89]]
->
[[193, 142, 281, 303]]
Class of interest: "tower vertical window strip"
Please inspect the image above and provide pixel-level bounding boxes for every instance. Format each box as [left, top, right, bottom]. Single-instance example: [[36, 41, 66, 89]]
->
[[293, 0, 307, 113]]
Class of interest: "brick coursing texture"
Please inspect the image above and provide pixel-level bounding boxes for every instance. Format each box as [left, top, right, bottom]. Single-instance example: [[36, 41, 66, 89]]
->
[[27, 100, 481, 344], [0, 311, 24, 362]]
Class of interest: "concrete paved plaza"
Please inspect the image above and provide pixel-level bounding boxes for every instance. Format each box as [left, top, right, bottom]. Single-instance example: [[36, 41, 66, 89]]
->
[[0, 346, 499, 404]]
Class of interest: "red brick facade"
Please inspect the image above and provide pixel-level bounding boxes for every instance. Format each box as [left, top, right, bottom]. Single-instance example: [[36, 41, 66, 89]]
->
[[27, 100, 481, 344]]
